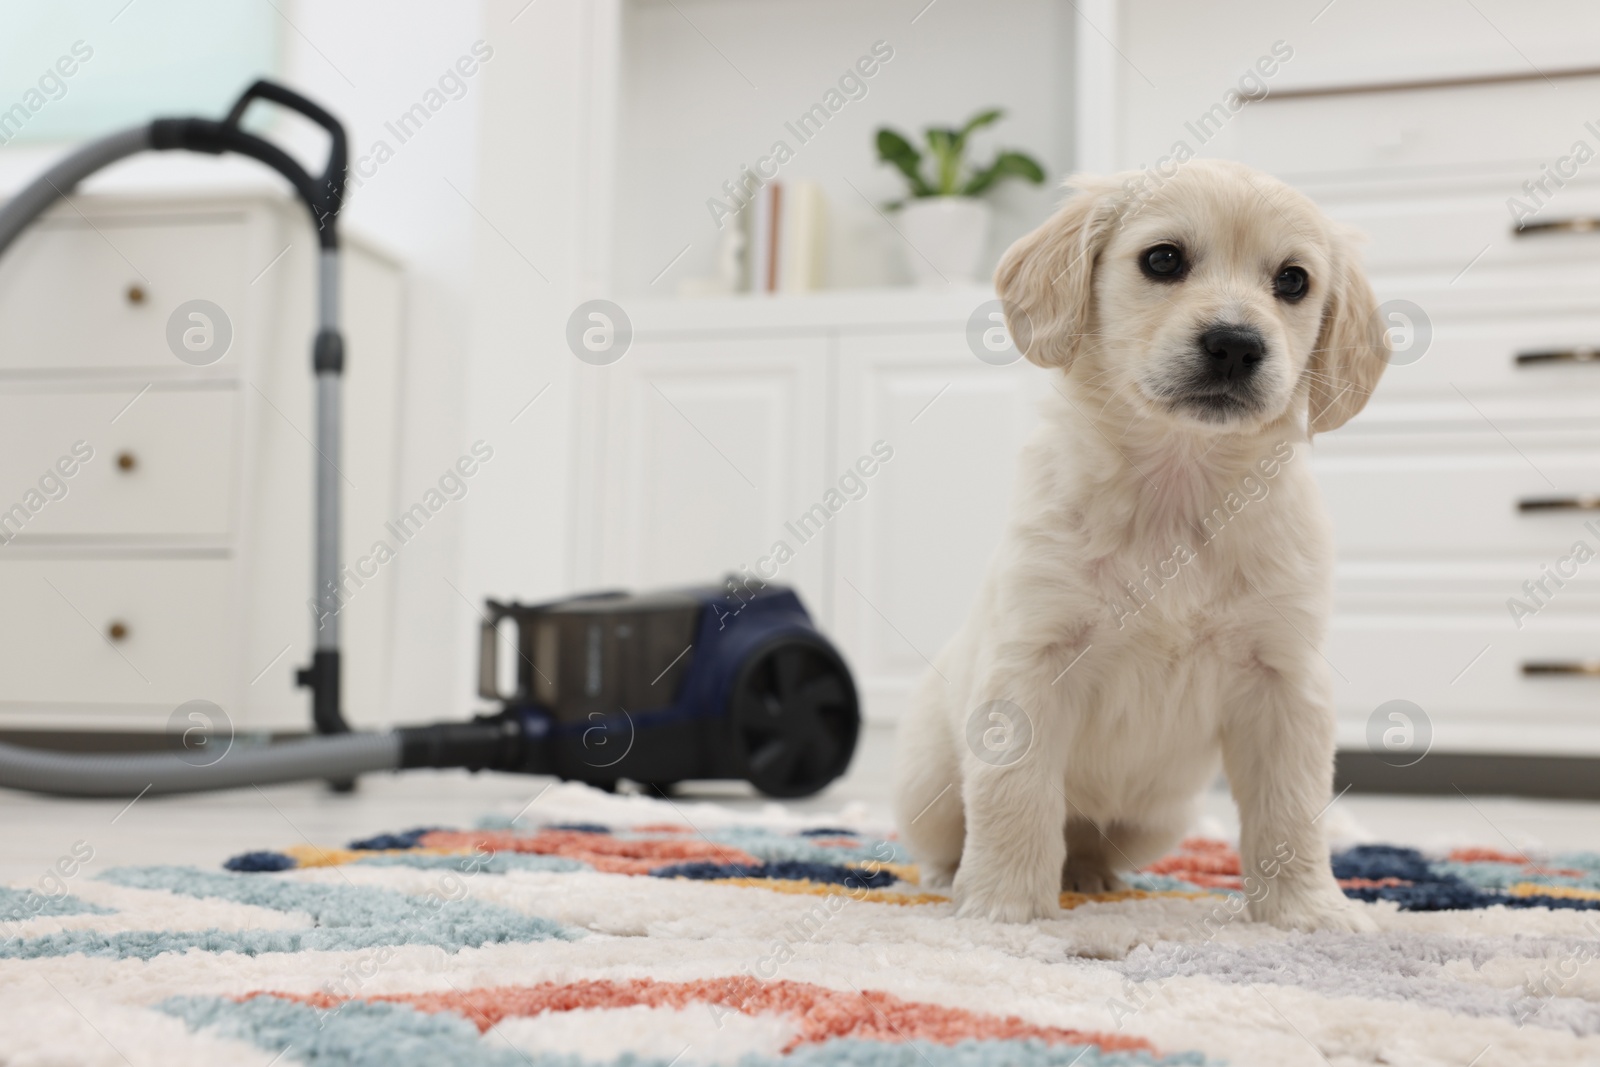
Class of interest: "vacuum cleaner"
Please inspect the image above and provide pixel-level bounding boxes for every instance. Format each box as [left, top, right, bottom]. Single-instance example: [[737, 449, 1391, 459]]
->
[[0, 81, 860, 799]]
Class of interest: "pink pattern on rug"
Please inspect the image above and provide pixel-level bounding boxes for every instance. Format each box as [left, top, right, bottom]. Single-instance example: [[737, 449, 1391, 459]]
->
[[1143, 837, 1240, 878], [416, 829, 758, 875], [806, 837, 864, 849], [250, 978, 1157, 1055], [1448, 847, 1526, 864]]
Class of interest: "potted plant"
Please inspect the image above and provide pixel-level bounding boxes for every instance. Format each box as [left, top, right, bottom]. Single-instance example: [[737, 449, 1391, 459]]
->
[[875, 109, 1046, 286]]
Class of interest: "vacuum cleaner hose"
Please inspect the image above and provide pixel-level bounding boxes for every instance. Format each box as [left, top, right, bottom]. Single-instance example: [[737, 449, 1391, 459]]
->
[[0, 127, 153, 260], [0, 733, 401, 798]]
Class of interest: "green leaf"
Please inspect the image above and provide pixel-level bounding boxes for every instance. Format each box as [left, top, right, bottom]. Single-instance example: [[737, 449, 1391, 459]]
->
[[959, 150, 1047, 196], [957, 108, 1004, 142], [875, 128, 934, 197], [875, 127, 920, 167], [992, 150, 1046, 183]]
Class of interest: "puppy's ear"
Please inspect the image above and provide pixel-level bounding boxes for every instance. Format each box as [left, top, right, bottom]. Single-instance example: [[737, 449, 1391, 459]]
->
[[994, 177, 1120, 370], [1306, 227, 1388, 434]]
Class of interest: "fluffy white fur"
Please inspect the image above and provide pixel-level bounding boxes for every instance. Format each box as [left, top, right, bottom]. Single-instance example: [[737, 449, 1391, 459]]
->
[[894, 159, 1390, 930]]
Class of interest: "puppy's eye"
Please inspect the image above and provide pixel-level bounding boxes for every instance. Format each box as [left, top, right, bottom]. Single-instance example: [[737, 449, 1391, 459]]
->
[[1142, 244, 1184, 279], [1274, 266, 1308, 301]]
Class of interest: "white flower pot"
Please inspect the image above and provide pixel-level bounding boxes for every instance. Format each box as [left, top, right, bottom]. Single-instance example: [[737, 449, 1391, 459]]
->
[[896, 197, 992, 287]]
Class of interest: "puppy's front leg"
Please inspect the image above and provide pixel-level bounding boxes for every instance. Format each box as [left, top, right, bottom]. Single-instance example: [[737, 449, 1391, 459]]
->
[[952, 655, 1067, 923], [1222, 663, 1375, 933]]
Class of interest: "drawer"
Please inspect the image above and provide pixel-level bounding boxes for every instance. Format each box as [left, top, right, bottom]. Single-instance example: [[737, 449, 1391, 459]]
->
[[0, 213, 253, 373], [1318, 181, 1600, 284], [0, 558, 238, 717], [0, 386, 238, 542], [1372, 304, 1600, 398], [1313, 417, 1600, 558], [1232, 73, 1600, 180], [1329, 613, 1600, 757]]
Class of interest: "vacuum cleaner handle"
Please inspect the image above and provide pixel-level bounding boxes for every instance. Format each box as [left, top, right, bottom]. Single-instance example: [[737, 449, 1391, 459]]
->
[[0, 80, 348, 258], [148, 79, 348, 247], [224, 80, 348, 224]]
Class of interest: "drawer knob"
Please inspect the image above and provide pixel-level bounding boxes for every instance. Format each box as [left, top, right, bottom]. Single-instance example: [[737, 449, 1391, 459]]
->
[[1519, 495, 1600, 512], [1524, 660, 1600, 676], [125, 284, 146, 305], [1516, 348, 1600, 366], [107, 621, 129, 642], [116, 451, 136, 472], [1515, 217, 1600, 237]]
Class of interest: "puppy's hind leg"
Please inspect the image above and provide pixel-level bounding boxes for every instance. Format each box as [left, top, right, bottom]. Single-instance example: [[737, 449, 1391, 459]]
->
[[1062, 816, 1128, 895], [893, 680, 964, 891], [1062, 809, 1189, 894]]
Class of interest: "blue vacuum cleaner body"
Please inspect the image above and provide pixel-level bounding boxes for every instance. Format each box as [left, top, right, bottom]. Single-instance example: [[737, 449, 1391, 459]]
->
[[463, 582, 861, 798]]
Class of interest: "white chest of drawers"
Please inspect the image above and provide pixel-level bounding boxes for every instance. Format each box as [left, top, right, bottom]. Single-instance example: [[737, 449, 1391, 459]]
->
[[0, 191, 404, 735], [1220, 71, 1600, 759]]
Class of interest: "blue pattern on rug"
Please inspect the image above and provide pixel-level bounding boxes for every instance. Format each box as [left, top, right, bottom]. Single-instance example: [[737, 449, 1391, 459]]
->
[[161, 994, 544, 1067], [0, 866, 575, 960], [1439, 860, 1600, 893], [349, 853, 586, 874], [699, 826, 907, 867], [651, 860, 898, 888], [1330, 845, 1600, 912], [0, 886, 112, 923], [348, 827, 444, 850], [225, 851, 297, 872]]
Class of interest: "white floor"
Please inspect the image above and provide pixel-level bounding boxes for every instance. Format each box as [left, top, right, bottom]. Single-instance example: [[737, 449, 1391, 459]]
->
[[2, 723, 1598, 885]]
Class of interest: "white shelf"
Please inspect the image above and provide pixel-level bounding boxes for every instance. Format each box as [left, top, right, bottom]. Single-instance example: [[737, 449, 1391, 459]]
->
[[627, 285, 998, 336]]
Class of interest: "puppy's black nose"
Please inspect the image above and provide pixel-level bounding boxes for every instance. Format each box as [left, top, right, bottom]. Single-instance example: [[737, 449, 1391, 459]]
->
[[1198, 325, 1265, 381]]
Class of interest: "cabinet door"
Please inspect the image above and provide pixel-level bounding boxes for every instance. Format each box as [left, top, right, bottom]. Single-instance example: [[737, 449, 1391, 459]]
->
[[833, 329, 1049, 723], [587, 335, 831, 617]]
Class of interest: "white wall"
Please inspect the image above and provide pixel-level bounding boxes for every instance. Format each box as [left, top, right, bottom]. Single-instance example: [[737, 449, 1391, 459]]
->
[[450, 0, 608, 710], [612, 0, 1075, 294], [279, 1, 488, 725]]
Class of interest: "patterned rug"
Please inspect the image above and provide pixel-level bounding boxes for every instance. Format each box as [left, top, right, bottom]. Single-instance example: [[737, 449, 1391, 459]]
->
[[4, 785, 1600, 1066]]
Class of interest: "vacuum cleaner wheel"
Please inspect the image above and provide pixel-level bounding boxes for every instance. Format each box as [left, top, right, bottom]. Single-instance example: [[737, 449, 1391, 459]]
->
[[729, 635, 859, 798]]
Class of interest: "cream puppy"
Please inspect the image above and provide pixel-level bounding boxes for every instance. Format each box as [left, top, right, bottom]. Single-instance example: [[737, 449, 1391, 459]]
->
[[893, 160, 1388, 931]]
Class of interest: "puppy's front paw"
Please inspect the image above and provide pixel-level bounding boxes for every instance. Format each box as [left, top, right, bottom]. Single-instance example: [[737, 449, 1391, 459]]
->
[[952, 865, 1060, 923], [1249, 882, 1376, 933]]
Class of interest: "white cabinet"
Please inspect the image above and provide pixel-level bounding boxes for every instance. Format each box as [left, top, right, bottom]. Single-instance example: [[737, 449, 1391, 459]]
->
[[0, 192, 405, 734], [574, 290, 1049, 723]]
